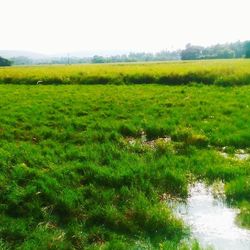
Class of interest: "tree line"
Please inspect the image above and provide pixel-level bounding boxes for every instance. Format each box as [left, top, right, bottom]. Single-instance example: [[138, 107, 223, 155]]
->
[[181, 41, 250, 60], [1, 40, 250, 66]]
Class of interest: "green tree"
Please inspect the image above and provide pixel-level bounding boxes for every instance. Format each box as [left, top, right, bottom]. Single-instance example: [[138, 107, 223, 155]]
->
[[181, 44, 203, 60], [245, 41, 250, 58], [217, 48, 235, 59], [91, 55, 105, 63], [0, 57, 12, 66]]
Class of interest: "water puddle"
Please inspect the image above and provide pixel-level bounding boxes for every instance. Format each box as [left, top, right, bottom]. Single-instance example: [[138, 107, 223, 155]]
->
[[169, 182, 250, 250], [219, 148, 249, 161]]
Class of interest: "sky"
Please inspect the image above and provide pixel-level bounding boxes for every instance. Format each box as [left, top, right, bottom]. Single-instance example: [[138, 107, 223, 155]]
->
[[1, 0, 250, 55]]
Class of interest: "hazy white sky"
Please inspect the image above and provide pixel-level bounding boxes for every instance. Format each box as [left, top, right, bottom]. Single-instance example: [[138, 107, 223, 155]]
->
[[1, 0, 250, 54]]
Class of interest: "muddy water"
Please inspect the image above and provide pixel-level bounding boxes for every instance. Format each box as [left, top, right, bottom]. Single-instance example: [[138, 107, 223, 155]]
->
[[169, 183, 250, 250]]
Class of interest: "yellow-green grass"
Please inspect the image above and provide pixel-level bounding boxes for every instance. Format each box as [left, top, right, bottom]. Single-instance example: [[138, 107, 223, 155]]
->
[[1, 59, 250, 85]]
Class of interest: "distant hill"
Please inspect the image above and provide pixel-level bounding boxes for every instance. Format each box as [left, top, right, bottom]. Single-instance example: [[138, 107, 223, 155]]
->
[[0, 50, 47, 59], [0, 50, 131, 60], [51, 50, 131, 58]]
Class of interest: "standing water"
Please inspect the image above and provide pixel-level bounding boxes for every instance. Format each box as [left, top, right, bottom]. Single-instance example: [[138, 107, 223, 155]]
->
[[170, 182, 250, 250]]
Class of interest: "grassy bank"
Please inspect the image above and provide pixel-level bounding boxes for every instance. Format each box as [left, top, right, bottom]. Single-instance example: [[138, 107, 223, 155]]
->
[[1, 59, 250, 86], [0, 84, 249, 249]]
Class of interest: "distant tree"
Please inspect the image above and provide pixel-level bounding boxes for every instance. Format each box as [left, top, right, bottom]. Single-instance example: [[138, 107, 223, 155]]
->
[[91, 55, 105, 63], [10, 56, 33, 65], [229, 41, 245, 58], [155, 50, 181, 61], [0, 57, 12, 66], [181, 44, 203, 60], [244, 41, 250, 58], [217, 48, 235, 59]]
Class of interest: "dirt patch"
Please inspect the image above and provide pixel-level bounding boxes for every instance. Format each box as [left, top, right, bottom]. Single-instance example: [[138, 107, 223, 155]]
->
[[124, 131, 172, 150], [124, 131, 172, 149], [143, 136, 171, 149]]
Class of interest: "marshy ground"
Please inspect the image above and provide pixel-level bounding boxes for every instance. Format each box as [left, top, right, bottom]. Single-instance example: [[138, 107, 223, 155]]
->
[[0, 61, 250, 249]]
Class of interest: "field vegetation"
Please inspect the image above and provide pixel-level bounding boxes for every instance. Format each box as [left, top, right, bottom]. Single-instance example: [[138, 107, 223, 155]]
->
[[1, 59, 250, 86], [0, 60, 249, 249]]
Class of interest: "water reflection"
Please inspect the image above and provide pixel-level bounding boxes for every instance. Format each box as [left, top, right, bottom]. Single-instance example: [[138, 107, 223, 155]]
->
[[170, 182, 250, 250]]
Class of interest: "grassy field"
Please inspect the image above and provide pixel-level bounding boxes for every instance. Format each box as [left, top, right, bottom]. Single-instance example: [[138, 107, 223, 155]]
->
[[1, 59, 250, 86], [0, 61, 249, 249]]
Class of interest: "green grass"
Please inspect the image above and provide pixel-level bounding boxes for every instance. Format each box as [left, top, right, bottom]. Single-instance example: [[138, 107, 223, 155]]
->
[[0, 67, 249, 249], [1, 59, 250, 86]]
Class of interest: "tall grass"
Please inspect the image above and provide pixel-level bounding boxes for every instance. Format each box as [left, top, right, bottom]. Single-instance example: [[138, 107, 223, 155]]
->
[[1, 59, 250, 86]]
